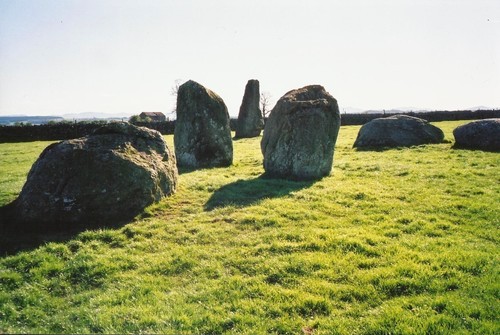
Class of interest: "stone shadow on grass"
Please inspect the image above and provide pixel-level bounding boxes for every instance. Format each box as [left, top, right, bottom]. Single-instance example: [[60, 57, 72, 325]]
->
[[0, 201, 137, 256], [204, 174, 314, 211], [451, 144, 499, 152], [353, 140, 452, 152]]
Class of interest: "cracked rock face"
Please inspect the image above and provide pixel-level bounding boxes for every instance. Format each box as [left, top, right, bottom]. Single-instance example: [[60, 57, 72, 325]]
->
[[14, 122, 178, 226], [174, 80, 233, 168], [261, 85, 341, 180]]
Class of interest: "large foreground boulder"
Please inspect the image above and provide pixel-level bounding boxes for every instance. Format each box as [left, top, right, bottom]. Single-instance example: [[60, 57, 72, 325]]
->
[[235, 79, 264, 138], [261, 85, 341, 180], [453, 119, 500, 151], [353, 115, 444, 149], [14, 122, 178, 226], [174, 80, 233, 168]]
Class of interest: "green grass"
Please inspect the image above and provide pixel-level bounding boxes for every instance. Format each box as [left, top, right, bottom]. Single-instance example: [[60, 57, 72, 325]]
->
[[0, 141, 56, 205], [0, 120, 499, 334]]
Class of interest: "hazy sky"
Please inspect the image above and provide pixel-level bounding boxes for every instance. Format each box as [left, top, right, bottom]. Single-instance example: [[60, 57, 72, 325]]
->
[[1, 0, 499, 117]]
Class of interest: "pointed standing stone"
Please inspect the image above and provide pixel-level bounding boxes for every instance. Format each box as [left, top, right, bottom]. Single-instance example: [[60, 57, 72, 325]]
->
[[235, 79, 264, 138], [174, 80, 233, 168]]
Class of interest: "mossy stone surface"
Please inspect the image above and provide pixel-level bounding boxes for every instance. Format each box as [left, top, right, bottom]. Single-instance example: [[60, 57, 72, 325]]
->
[[174, 80, 233, 168]]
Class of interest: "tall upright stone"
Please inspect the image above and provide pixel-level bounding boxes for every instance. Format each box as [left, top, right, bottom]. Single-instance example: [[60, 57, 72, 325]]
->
[[261, 85, 341, 180], [235, 79, 264, 138], [174, 80, 233, 168]]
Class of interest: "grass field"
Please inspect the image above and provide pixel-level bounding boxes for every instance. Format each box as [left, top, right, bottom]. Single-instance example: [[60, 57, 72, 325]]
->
[[0, 120, 498, 334]]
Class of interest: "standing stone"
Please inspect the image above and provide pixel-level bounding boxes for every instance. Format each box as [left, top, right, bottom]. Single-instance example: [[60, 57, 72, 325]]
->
[[261, 85, 341, 180], [235, 79, 264, 138], [453, 118, 500, 151], [13, 122, 178, 226], [174, 80, 233, 168], [353, 115, 444, 149]]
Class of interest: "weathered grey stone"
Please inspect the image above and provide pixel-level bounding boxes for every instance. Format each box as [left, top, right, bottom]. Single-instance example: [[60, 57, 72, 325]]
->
[[235, 79, 264, 138], [261, 85, 341, 180], [14, 122, 178, 226], [353, 115, 444, 149], [453, 118, 500, 151], [174, 80, 233, 168]]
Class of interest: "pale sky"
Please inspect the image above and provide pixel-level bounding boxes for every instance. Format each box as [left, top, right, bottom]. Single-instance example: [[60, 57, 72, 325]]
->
[[1, 0, 499, 117]]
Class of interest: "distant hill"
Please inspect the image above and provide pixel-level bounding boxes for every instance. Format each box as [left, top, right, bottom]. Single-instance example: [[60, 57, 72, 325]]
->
[[363, 108, 430, 114], [0, 116, 64, 125], [340, 107, 366, 114], [0, 112, 141, 126], [340, 106, 433, 114], [362, 106, 499, 114], [467, 106, 496, 111], [62, 112, 133, 120]]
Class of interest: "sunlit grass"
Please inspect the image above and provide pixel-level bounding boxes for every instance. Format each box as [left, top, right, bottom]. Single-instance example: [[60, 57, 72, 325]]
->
[[0, 120, 499, 334], [0, 141, 57, 205]]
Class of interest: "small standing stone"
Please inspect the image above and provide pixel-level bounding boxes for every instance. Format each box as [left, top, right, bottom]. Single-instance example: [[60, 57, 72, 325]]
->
[[261, 85, 341, 180], [235, 79, 264, 138], [174, 80, 233, 168]]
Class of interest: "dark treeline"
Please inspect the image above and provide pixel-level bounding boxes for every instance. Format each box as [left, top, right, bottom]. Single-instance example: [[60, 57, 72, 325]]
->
[[131, 121, 176, 134], [0, 122, 108, 143], [340, 109, 500, 126], [1, 110, 498, 143]]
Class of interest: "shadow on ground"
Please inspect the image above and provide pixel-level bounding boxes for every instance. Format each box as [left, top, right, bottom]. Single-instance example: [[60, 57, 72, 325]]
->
[[0, 202, 134, 256], [177, 164, 231, 175], [204, 174, 314, 211], [353, 140, 452, 152], [451, 144, 499, 152]]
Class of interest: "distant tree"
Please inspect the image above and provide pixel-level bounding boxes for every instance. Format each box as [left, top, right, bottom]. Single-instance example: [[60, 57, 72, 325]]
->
[[14, 121, 32, 127], [81, 120, 108, 125], [260, 91, 273, 119], [170, 79, 184, 114], [129, 115, 152, 123], [129, 115, 141, 123]]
